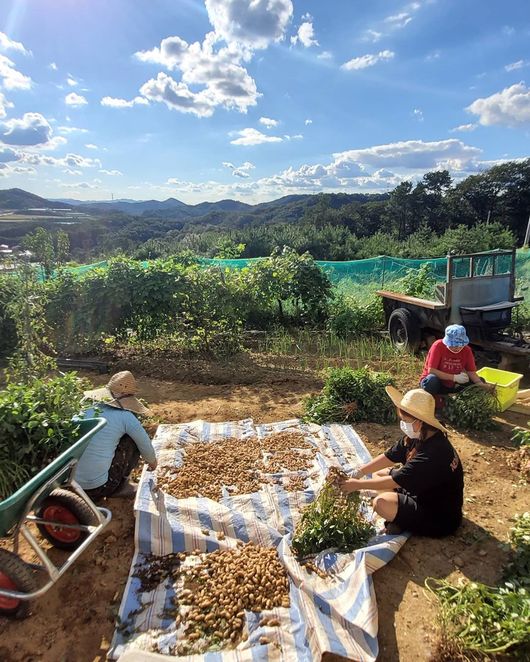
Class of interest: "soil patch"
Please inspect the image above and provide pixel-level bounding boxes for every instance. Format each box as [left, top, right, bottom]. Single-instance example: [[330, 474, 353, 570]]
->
[[1, 367, 528, 662]]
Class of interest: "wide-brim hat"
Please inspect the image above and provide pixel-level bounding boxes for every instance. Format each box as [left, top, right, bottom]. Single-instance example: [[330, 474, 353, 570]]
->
[[83, 370, 151, 416], [386, 386, 447, 433]]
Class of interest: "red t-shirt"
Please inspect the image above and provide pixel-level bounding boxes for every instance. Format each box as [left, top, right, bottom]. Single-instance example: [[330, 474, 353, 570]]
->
[[420, 339, 476, 387]]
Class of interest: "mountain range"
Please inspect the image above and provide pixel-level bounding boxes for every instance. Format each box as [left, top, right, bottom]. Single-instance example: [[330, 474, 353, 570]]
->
[[0, 188, 386, 220]]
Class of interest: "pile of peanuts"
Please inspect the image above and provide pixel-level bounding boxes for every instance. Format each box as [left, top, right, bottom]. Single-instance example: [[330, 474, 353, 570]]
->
[[158, 432, 316, 501], [173, 542, 290, 655]]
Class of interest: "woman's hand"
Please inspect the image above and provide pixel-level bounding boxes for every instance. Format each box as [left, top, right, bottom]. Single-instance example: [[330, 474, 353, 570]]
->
[[339, 477, 361, 494]]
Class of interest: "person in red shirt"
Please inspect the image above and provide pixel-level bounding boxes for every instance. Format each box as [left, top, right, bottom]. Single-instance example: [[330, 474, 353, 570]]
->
[[420, 324, 485, 397]]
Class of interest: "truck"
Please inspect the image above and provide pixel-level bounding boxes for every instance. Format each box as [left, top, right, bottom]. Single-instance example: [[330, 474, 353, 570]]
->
[[377, 249, 529, 370]]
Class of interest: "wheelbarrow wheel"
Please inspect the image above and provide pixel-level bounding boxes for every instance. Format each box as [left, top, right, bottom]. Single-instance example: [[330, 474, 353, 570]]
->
[[36, 488, 97, 550], [0, 548, 37, 619]]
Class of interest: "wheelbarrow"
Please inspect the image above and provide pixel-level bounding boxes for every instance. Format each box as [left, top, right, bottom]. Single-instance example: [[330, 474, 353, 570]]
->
[[0, 417, 112, 618]]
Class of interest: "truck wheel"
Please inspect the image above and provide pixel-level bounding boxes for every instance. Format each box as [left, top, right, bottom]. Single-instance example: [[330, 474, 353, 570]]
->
[[0, 549, 37, 619], [389, 309, 421, 353], [36, 489, 97, 550]]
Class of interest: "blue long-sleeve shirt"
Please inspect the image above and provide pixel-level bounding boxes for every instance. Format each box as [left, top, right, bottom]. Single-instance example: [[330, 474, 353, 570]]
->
[[76, 404, 156, 490]]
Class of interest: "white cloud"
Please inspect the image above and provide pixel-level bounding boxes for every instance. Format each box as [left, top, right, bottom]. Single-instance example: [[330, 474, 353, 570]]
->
[[204, 0, 293, 49], [259, 116, 279, 128], [317, 51, 333, 60], [341, 50, 395, 71], [230, 127, 283, 145], [136, 33, 260, 116], [58, 125, 89, 134], [1, 112, 53, 146], [65, 92, 88, 107], [85, 143, 98, 150], [502, 25, 515, 36], [101, 96, 149, 108], [363, 29, 383, 43], [21, 152, 101, 170], [0, 32, 30, 56], [333, 139, 482, 171], [305, 118, 312, 125], [48, 62, 58, 71], [413, 108, 424, 121], [223, 160, 255, 178], [466, 83, 530, 126], [385, 12, 412, 28], [0, 146, 20, 163], [0, 92, 13, 119], [425, 50, 441, 61], [99, 169, 123, 176], [0, 54, 32, 90], [450, 123, 477, 133], [284, 133, 303, 140], [67, 76, 78, 87], [291, 15, 318, 48], [139, 73, 216, 117], [132, 0, 293, 118], [60, 180, 101, 190], [505, 60, 529, 72]]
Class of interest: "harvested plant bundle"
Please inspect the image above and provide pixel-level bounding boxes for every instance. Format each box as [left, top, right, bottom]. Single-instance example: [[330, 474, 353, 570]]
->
[[292, 467, 374, 557], [157, 432, 316, 501], [427, 513, 530, 658], [131, 543, 289, 656], [444, 385, 500, 430], [0, 374, 85, 500], [303, 367, 396, 425], [426, 579, 530, 656]]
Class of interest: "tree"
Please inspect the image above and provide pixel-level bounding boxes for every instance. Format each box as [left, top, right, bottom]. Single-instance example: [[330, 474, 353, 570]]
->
[[23, 227, 70, 279]]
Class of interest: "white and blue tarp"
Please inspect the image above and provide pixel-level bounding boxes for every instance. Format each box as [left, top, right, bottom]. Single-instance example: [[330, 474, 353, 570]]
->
[[110, 419, 408, 662]]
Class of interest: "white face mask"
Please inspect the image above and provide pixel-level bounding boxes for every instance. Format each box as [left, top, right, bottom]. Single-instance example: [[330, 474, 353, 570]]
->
[[400, 420, 421, 439]]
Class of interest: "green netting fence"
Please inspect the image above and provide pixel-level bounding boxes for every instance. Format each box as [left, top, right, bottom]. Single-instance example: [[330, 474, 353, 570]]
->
[[8, 251, 530, 295]]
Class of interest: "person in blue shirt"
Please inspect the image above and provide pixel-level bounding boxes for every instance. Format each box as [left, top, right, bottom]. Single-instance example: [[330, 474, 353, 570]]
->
[[77, 371, 157, 499]]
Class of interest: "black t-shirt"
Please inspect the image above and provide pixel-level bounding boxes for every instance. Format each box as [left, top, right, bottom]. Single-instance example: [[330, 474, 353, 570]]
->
[[385, 431, 464, 527]]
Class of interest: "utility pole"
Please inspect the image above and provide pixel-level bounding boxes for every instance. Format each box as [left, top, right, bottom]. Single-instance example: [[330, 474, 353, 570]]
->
[[523, 214, 530, 249]]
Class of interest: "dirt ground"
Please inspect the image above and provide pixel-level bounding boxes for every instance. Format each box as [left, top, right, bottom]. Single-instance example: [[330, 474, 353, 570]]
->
[[1, 360, 528, 662]]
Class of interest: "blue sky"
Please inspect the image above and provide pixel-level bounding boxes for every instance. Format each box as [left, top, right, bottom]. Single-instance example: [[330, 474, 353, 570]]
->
[[0, 0, 529, 203]]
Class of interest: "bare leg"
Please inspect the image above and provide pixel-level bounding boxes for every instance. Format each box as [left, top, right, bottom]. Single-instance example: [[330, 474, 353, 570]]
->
[[373, 468, 392, 479], [373, 492, 399, 522]]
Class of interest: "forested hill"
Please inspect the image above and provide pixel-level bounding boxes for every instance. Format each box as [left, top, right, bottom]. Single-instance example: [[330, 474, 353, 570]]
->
[[0, 159, 529, 261]]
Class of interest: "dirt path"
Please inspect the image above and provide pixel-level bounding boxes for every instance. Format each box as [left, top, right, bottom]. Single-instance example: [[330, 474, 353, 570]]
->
[[1, 372, 528, 662]]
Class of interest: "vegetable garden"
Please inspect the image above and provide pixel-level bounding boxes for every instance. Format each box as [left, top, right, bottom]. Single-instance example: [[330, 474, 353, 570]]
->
[[0, 245, 528, 661]]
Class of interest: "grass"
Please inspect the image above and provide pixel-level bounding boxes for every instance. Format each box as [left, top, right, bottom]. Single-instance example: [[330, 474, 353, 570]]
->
[[254, 329, 422, 388]]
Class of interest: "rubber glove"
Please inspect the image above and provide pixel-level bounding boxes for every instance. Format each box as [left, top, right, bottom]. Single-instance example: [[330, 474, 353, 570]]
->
[[454, 372, 469, 385]]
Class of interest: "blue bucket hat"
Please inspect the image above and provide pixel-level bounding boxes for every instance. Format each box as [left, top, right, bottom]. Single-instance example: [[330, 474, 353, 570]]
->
[[443, 324, 469, 348]]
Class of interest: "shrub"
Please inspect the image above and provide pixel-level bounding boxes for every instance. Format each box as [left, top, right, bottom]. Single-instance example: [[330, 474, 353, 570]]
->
[[444, 385, 500, 430], [303, 366, 396, 425], [396, 263, 437, 299], [0, 373, 86, 499], [327, 294, 384, 338]]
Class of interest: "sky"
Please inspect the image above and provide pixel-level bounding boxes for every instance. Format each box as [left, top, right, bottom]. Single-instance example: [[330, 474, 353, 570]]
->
[[0, 0, 529, 204]]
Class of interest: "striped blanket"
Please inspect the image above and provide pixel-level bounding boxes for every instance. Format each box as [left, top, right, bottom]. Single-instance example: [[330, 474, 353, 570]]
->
[[110, 419, 408, 662]]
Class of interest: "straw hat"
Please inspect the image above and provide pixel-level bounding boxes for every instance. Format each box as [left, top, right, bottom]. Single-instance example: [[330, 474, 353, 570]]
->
[[83, 371, 150, 416], [386, 386, 447, 433]]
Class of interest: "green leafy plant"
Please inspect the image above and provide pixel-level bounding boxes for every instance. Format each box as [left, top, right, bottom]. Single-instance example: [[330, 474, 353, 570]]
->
[[512, 423, 530, 449], [292, 469, 374, 557], [444, 385, 500, 430], [303, 366, 396, 425], [0, 373, 86, 500], [6, 259, 56, 383], [503, 512, 530, 589], [397, 263, 437, 299], [427, 514, 530, 658], [327, 294, 384, 339]]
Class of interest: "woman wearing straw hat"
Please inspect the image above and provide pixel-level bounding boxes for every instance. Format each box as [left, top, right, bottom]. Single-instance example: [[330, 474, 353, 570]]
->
[[76, 371, 157, 499], [340, 387, 463, 537]]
